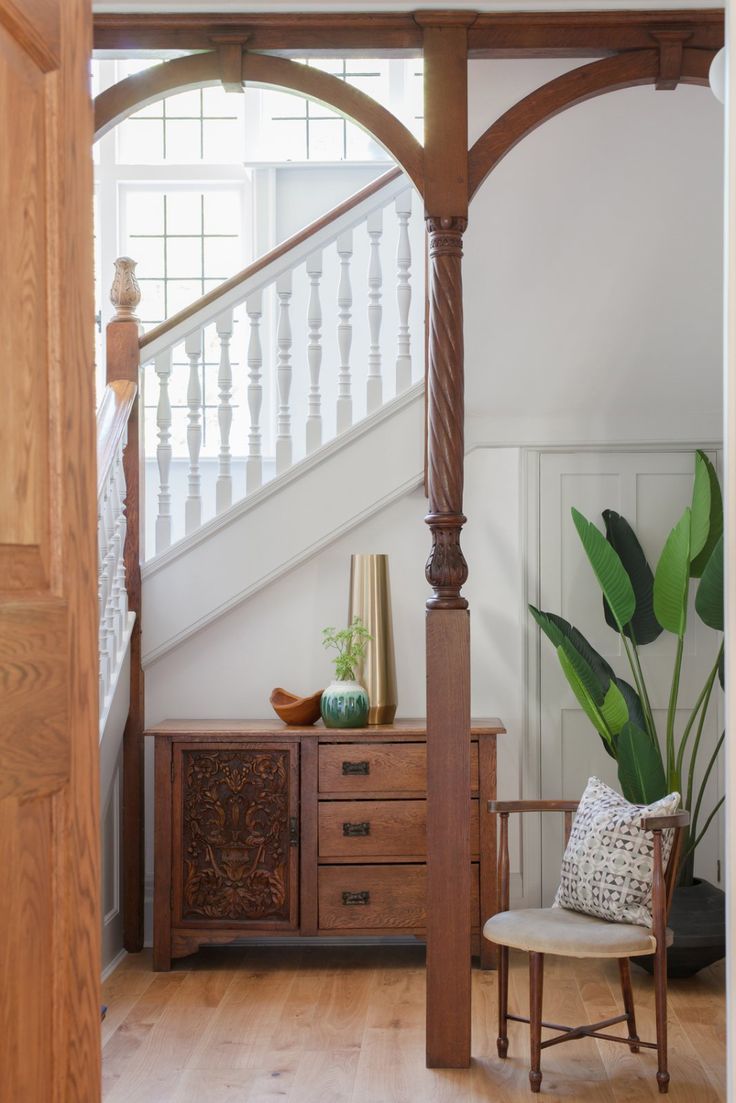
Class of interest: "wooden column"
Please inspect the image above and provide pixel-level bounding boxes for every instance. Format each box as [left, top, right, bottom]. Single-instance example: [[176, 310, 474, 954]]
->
[[106, 257, 145, 952], [418, 11, 474, 1070]]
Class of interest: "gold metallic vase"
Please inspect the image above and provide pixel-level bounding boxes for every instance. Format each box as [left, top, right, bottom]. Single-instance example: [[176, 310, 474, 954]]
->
[[348, 554, 397, 725]]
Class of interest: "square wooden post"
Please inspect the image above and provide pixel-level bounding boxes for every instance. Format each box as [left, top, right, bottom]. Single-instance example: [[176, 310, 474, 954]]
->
[[418, 12, 475, 1069]]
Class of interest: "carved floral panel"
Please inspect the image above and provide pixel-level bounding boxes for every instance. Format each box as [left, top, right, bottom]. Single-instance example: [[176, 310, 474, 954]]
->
[[180, 748, 293, 923]]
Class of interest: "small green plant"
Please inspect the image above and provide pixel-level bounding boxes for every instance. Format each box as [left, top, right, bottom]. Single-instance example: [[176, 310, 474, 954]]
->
[[322, 617, 372, 681]]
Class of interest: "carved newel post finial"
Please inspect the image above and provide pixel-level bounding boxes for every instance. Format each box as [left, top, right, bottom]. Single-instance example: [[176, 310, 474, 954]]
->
[[110, 257, 141, 322]]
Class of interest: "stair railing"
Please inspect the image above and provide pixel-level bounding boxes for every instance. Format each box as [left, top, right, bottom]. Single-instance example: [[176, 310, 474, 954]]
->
[[117, 166, 421, 560], [97, 379, 137, 725]]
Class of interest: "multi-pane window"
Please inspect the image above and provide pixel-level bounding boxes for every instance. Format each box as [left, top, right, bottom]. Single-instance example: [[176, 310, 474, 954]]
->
[[122, 188, 242, 326], [116, 61, 245, 164]]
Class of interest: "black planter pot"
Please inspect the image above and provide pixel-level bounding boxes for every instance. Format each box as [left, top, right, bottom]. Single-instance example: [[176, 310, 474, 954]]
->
[[635, 878, 726, 979]]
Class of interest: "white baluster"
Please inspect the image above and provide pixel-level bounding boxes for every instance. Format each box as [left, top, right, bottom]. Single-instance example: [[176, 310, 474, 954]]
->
[[395, 191, 413, 393], [155, 349, 173, 554], [366, 209, 383, 413], [306, 251, 323, 454], [216, 309, 234, 514], [336, 230, 353, 433], [114, 444, 129, 646], [98, 511, 110, 713], [246, 293, 263, 494], [275, 272, 293, 475], [103, 487, 118, 677], [184, 330, 203, 535], [108, 461, 123, 657]]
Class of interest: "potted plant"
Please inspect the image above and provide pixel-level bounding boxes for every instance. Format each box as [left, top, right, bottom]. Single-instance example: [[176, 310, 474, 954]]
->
[[530, 450, 724, 976], [321, 617, 372, 728]]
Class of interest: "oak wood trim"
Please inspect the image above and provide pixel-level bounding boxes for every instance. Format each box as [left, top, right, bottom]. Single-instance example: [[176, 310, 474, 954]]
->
[[138, 167, 403, 352], [93, 51, 423, 192], [468, 47, 716, 200], [96, 380, 137, 502], [92, 10, 723, 57]]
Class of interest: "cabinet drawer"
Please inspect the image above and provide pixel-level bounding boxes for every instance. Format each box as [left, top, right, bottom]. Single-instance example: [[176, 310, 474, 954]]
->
[[319, 799, 480, 859], [319, 864, 480, 930], [319, 742, 479, 795]]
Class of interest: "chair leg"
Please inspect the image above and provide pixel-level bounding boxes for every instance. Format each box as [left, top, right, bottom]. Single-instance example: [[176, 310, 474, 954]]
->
[[618, 958, 640, 1053], [653, 941, 669, 1093], [529, 952, 544, 1093], [497, 945, 509, 1058]]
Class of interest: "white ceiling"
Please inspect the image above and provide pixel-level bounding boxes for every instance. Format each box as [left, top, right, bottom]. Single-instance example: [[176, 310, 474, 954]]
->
[[92, 1, 724, 13]]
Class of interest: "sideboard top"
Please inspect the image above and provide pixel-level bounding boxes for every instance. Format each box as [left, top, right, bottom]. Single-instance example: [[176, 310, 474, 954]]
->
[[145, 717, 506, 739]]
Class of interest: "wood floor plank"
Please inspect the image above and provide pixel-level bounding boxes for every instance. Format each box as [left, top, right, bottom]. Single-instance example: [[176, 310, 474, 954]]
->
[[101, 948, 726, 1103]]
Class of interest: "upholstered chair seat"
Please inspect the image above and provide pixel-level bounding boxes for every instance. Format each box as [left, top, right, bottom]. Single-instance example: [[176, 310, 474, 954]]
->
[[484, 907, 673, 958]]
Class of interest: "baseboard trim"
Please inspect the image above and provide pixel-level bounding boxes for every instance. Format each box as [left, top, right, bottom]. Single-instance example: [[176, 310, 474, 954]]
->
[[102, 947, 127, 982]]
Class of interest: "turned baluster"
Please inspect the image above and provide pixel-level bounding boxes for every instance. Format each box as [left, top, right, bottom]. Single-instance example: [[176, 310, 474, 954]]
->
[[98, 509, 111, 712], [154, 349, 173, 554], [184, 330, 203, 535], [306, 252, 323, 454], [215, 309, 234, 514], [246, 292, 263, 493], [102, 485, 118, 676], [366, 209, 384, 413], [114, 443, 129, 644], [107, 460, 123, 657], [395, 191, 413, 393], [275, 272, 293, 475], [336, 230, 353, 433]]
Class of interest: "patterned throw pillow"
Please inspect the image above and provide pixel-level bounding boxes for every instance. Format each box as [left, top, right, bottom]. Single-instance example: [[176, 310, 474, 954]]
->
[[554, 777, 681, 928]]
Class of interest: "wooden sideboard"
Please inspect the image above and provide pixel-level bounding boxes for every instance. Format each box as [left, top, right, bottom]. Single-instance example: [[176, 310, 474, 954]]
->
[[147, 718, 504, 971]]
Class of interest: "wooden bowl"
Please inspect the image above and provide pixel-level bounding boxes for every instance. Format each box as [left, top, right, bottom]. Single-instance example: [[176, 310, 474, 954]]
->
[[270, 687, 324, 726]]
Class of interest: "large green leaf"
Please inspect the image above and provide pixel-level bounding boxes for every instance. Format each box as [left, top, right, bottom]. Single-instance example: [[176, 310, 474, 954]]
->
[[601, 510, 662, 645], [691, 451, 723, 578], [695, 534, 724, 632], [557, 639, 629, 754], [572, 509, 636, 630], [614, 677, 647, 735], [653, 509, 691, 636], [689, 450, 712, 567], [529, 606, 614, 684], [616, 722, 668, 805]]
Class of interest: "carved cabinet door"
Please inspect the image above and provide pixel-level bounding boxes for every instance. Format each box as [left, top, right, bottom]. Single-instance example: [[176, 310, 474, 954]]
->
[[173, 742, 299, 929]]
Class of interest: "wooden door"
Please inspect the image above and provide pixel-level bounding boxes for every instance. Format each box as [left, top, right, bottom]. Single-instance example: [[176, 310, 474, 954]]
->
[[535, 451, 723, 903], [173, 742, 300, 929], [0, 2, 99, 1100]]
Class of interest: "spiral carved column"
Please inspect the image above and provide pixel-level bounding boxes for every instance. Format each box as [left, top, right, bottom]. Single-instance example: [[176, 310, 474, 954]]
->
[[425, 217, 468, 611]]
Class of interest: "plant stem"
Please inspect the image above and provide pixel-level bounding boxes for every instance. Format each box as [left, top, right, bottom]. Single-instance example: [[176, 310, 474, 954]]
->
[[676, 642, 722, 779], [680, 795, 725, 864], [665, 634, 685, 789], [689, 729, 725, 840], [620, 632, 657, 745]]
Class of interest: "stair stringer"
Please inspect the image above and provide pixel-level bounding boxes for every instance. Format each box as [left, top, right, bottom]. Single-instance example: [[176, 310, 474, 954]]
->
[[141, 381, 425, 665]]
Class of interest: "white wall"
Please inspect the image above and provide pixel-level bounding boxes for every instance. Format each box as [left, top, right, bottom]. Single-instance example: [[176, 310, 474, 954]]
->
[[142, 60, 724, 934]]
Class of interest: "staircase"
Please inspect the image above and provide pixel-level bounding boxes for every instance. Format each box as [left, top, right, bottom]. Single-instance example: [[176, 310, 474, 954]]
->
[[97, 166, 425, 960]]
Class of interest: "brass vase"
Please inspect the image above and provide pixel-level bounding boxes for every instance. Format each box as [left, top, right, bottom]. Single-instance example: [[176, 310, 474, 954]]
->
[[348, 554, 397, 725]]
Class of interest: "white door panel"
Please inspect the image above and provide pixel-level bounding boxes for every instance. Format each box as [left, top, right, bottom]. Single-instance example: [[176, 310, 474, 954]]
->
[[537, 451, 723, 903]]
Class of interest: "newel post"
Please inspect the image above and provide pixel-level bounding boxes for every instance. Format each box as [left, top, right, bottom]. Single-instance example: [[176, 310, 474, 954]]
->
[[417, 11, 474, 1070], [107, 257, 145, 953]]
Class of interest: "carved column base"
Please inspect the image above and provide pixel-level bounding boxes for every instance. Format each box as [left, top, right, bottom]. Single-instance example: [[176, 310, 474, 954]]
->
[[425, 512, 468, 610]]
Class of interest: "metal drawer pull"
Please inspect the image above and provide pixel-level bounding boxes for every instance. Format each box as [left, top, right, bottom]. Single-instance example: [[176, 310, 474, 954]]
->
[[342, 821, 370, 837], [342, 760, 369, 775], [342, 891, 370, 906]]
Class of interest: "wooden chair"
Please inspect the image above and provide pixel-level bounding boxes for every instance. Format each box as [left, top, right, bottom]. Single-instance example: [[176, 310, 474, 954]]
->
[[483, 800, 689, 1095]]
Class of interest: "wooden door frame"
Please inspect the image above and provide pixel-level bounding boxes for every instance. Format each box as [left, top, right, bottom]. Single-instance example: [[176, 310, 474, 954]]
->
[[94, 8, 722, 1069]]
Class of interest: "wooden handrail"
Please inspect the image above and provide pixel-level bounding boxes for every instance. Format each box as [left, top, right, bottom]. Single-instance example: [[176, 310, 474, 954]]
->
[[139, 165, 404, 352], [97, 379, 137, 502]]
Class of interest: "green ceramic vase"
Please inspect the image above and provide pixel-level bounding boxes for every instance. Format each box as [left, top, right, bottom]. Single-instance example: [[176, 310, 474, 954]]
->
[[320, 679, 370, 729]]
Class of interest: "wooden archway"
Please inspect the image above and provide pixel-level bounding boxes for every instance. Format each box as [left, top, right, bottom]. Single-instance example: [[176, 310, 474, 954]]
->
[[94, 49, 424, 195], [468, 47, 715, 199]]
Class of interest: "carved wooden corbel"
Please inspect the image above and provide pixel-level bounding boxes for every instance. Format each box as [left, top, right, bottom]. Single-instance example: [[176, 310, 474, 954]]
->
[[210, 34, 250, 93], [651, 30, 693, 91]]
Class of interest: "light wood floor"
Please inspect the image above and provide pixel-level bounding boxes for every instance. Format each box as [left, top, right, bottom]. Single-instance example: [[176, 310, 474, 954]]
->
[[102, 946, 726, 1102]]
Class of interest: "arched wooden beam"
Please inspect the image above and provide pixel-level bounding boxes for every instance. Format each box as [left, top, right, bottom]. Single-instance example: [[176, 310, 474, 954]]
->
[[94, 49, 424, 195], [468, 47, 714, 200]]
